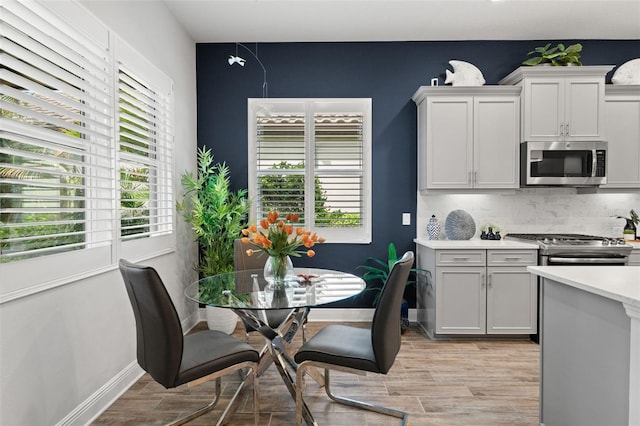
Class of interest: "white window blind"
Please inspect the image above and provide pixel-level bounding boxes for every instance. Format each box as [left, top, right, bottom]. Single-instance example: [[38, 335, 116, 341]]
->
[[0, 0, 113, 262], [118, 64, 173, 241], [248, 99, 371, 244]]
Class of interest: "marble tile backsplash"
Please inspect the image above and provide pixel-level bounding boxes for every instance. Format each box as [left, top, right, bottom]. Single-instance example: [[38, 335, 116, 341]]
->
[[417, 189, 640, 240]]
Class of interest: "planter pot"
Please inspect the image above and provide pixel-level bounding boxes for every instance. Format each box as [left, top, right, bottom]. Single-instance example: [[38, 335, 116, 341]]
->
[[205, 305, 238, 334]]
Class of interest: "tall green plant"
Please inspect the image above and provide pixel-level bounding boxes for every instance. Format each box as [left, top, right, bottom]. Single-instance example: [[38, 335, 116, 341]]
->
[[176, 147, 249, 277]]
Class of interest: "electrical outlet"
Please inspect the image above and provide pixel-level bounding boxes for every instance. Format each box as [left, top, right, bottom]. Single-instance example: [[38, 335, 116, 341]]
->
[[402, 213, 411, 226]]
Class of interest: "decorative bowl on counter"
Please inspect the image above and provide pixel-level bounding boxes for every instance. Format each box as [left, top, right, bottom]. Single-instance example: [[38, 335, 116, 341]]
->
[[444, 209, 476, 240]]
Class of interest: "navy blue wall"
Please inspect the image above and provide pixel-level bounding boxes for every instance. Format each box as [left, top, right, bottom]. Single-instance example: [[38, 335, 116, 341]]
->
[[196, 40, 639, 307]]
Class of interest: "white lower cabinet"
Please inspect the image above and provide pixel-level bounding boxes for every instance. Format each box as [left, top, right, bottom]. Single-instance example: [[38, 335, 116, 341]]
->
[[436, 266, 486, 334], [417, 246, 537, 338], [486, 267, 537, 333], [629, 250, 640, 266]]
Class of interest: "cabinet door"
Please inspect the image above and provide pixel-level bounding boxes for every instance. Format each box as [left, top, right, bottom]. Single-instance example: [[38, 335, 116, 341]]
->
[[435, 266, 486, 334], [486, 267, 537, 334], [426, 97, 473, 188], [564, 78, 604, 140], [474, 96, 520, 188], [602, 95, 640, 188], [523, 79, 563, 140]]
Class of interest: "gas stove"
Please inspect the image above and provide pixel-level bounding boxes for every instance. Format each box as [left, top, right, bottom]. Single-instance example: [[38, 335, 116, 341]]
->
[[505, 233, 632, 265]]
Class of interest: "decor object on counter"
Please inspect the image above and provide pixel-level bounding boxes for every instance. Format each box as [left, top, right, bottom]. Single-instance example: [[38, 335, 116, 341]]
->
[[427, 215, 441, 240], [522, 43, 583, 66], [616, 209, 638, 240], [480, 224, 502, 240], [444, 60, 486, 86], [242, 211, 324, 289], [444, 209, 476, 240], [612, 58, 640, 85]]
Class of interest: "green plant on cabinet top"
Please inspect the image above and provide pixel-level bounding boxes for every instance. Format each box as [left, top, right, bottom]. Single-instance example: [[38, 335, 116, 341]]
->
[[522, 43, 583, 66]]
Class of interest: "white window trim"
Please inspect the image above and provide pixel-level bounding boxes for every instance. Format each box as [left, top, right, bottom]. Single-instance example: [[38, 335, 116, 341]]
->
[[247, 98, 372, 244]]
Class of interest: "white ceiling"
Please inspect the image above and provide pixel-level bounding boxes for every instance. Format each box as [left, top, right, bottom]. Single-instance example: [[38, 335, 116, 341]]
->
[[162, 0, 640, 43]]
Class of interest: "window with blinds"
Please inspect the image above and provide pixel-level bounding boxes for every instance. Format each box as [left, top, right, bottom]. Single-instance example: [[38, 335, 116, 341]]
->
[[1, 0, 113, 262], [0, 0, 174, 298], [249, 99, 371, 244], [118, 66, 173, 241]]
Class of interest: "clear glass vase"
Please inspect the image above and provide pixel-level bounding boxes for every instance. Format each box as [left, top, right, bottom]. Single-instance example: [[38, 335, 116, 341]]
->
[[263, 254, 294, 290]]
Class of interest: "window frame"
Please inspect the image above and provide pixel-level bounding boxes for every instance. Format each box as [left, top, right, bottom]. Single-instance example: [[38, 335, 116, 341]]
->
[[247, 98, 372, 244]]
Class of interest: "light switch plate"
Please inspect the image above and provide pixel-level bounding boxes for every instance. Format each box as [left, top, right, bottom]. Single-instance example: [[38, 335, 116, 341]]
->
[[402, 213, 411, 225]]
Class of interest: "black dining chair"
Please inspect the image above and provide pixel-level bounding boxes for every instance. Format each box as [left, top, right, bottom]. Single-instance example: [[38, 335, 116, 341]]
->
[[118, 259, 260, 425], [293, 251, 414, 425]]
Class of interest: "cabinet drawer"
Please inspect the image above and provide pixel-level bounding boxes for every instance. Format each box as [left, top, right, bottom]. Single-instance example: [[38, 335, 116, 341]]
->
[[487, 250, 537, 266], [436, 250, 486, 266]]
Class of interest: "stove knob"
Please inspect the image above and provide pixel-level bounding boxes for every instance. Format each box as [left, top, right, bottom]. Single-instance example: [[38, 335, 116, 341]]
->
[[602, 239, 610, 246]]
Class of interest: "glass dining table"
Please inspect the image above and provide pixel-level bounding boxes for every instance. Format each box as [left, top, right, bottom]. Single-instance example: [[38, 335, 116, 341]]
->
[[184, 268, 365, 425]]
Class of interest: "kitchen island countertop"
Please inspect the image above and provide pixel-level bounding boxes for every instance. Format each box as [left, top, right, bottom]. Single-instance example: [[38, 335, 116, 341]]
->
[[528, 265, 640, 309], [531, 265, 640, 426], [415, 238, 539, 250]]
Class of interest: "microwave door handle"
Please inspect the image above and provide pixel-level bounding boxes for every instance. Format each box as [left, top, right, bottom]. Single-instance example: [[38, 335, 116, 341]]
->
[[592, 149, 597, 177]]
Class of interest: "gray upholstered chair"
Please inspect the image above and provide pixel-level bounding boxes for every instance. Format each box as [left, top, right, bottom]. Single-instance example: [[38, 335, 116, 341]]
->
[[293, 251, 414, 425], [118, 259, 260, 425]]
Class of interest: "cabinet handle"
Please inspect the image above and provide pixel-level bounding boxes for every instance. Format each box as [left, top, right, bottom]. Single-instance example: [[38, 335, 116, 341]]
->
[[488, 274, 492, 287], [560, 123, 564, 136], [565, 122, 570, 136], [468, 171, 472, 184], [504, 257, 522, 261], [453, 257, 470, 261], [473, 171, 477, 183], [481, 273, 486, 287]]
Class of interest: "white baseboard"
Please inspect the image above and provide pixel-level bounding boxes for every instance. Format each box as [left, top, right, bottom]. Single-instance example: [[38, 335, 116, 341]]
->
[[57, 361, 144, 426]]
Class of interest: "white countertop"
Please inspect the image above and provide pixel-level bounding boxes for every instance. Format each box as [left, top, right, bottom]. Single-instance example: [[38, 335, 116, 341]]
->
[[528, 265, 640, 309], [415, 238, 539, 250]]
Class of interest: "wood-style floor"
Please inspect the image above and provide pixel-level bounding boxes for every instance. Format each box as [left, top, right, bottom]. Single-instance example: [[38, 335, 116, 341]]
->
[[93, 321, 539, 425]]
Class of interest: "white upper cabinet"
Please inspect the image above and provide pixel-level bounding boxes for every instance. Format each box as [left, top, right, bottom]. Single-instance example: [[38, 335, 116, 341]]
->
[[500, 66, 613, 142], [413, 87, 521, 191], [602, 85, 640, 188]]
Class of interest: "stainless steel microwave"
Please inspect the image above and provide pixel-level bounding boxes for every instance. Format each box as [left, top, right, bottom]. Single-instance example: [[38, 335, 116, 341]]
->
[[520, 141, 607, 186]]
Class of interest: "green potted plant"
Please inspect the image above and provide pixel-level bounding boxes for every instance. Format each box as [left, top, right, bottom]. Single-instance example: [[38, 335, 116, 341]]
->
[[615, 209, 638, 241], [522, 43, 583, 66], [176, 147, 250, 332], [358, 242, 431, 333]]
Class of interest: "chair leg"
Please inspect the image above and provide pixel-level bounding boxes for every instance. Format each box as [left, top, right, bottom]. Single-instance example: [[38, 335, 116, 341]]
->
[[323, 369, 408, 424], [296, 361, 408, 425], [170, 363, 260, 426], [169, 378, 222, 426]]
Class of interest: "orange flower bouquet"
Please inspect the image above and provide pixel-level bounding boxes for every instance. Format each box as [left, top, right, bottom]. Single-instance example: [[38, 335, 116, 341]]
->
[[241, 211, 324, 286]]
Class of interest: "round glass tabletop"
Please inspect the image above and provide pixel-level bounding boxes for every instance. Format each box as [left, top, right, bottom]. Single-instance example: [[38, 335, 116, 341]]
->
[[184, 268, 365, 310]]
